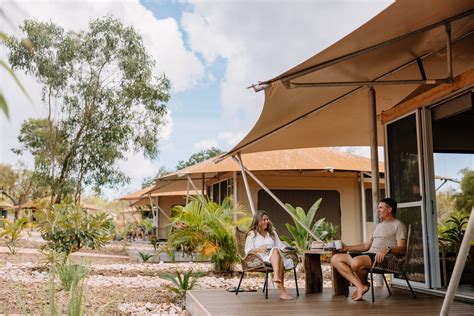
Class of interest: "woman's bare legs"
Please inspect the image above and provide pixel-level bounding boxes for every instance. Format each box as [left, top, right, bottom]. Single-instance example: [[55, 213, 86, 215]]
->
[[270, 249, 293, 300]]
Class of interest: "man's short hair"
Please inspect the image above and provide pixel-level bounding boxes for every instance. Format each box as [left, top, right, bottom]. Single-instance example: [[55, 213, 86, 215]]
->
[[380, 197, 397, 216]]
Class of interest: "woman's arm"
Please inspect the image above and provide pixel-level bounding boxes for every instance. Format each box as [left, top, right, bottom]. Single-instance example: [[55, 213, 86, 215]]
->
[[245, 231, 267, 254]]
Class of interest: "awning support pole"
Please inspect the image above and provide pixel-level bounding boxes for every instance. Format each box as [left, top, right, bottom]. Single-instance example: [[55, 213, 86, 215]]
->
[[148, 193, 158, 239], [368, 86, 380, 225], [201, 173, 205, 195], [445, 23, 453, 82], [186, 174, 200, 194], [440, 207, 474, 315], [233, 155, 323, 243], [155, 196, 159, 239], [360, 172, 367, 241], [233, 171, 238, 224], [186, 177, 190, 205], [235, 153, 256, 215]]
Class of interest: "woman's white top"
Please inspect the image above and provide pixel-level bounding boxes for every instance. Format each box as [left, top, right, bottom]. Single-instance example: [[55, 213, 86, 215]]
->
[[244, 230, 294, 269]]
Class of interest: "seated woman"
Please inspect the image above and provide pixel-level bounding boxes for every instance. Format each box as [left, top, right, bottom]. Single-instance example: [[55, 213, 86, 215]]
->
[[244, 210, 294, 300]]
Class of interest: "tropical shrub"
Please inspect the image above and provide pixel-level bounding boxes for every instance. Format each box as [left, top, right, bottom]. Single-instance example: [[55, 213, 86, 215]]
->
[[281, 199, 338, 260], [0, 217, 30, 254], [36, 203, 113, 262], [438, 213, 469, 255], [167, 196, 251, 272], [160, 270, 203, 297]]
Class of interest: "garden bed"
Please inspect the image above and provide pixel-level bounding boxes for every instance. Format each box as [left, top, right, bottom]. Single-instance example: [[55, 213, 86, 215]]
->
[[0, 235, 333, 315]]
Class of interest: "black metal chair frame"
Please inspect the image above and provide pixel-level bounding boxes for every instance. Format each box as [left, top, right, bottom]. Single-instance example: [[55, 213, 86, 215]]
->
[[234, 227, 300, 299]]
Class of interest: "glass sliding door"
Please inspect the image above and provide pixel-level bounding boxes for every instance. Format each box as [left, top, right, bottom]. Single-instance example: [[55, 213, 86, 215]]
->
[[386, 112, 430, 286], [428, 91, 474, 298]]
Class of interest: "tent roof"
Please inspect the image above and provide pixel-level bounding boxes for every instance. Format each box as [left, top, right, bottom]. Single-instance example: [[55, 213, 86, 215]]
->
[[118, 185, 155, 201], [156, 148, 383, 187], [121, 180, 202, 204], [227, 0, 474, 156]]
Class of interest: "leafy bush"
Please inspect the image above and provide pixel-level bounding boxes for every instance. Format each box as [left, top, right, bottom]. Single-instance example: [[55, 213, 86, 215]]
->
[[167, 196, 251, 272], [281, 199, 338, 259], [36, 203, 113, 262], [0, 217, 30, 254], [438, 213, 469, 255], [315, 219, 338, 243], [160, 270, 203, 297], [138, 251, 155, 263], [54, 262, 88, 291]]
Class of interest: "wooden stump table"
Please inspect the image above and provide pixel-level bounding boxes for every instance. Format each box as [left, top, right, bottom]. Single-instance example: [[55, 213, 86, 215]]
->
[[304, 249, 349, 296]]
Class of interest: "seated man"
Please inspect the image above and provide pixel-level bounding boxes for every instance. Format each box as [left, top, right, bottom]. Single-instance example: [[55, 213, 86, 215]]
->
[[331, 197, 407, 301]]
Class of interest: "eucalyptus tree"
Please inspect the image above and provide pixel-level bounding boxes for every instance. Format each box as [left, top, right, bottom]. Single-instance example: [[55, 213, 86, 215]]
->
[[176, 147, 224, 170], [6, 17, 170, 203]]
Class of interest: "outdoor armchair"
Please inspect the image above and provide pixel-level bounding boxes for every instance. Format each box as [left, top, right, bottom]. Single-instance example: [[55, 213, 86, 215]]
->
[[233, 227, 299, 299], [369, 224, 416, 302]]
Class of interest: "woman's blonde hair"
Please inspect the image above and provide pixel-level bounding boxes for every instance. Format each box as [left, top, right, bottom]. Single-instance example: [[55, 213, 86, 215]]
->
[[247, 210, 276, 240]]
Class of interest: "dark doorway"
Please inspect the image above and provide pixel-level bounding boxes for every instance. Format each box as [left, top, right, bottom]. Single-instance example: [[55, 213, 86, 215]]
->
[[257, 189, 341, 238]]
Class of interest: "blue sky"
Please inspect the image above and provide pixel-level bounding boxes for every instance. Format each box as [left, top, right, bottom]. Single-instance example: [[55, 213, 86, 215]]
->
[[1, 0, 397, 198]]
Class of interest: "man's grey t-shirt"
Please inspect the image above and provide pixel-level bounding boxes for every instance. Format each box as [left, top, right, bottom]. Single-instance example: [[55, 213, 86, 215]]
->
[[368, 219, 407, 253]]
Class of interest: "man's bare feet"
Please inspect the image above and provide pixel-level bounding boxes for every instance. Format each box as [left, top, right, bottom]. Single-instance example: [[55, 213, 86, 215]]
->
[[353, 284, 370, 301], [279, 293, 293, 300]]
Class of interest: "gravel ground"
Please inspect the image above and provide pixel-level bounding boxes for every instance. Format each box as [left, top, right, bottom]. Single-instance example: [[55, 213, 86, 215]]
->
[[0, 233, 332, 315]]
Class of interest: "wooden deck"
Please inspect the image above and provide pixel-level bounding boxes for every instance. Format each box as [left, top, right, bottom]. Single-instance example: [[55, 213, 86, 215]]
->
[[187, 287, 474, 315]]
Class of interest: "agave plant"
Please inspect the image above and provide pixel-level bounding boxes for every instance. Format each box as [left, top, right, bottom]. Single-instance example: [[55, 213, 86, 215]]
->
[[138, 251, 155, 263], [167, 195, 251, 272], [0, 217, 30, 254], [159, 270, 203, 297]]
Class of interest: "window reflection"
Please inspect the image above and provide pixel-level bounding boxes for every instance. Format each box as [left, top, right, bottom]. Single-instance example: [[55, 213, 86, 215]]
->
[[387, 114, 421, 203]]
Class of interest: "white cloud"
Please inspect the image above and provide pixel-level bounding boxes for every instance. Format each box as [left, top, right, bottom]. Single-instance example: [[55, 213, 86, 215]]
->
[[182, 0, 392, 137], [217, 131, 244, 147], [159, 110, 173, 142], [194, 139, 218, 151]]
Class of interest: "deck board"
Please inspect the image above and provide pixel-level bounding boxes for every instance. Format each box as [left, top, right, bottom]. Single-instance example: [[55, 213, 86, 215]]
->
[[187, 287, 474, 315]]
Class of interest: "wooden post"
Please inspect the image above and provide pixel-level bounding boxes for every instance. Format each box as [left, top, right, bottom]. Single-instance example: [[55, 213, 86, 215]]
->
[[368, 86, 380, 224]]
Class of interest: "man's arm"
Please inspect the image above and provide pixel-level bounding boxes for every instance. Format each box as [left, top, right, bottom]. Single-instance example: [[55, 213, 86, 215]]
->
[[342, 239, 372, 253], [390, 239, 407, 256], [375, 239, 407, 263]]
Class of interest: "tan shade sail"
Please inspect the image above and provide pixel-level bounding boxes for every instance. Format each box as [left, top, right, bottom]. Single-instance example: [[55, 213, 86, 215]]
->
[[228, 0, 474, 155]]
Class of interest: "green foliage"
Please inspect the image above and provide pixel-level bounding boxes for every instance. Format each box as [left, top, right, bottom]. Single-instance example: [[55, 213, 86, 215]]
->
[[138, 251, 155, 263], [0, 31, 31, 119], [438, 213, 469, 255], [281, 199, 338, 259], [54, 262, 88, 291], [314, 219, 338, 243], [36, 203, 113, 262], [168, 196, 251, 272], [436, 189, 456, 221], [141, 166, 173, 188], [454, 169, 474, 213], [6, 17, 170, 202], [0, 217, 29, 254], [160, 270, 203, 297], [176, 147, 224, 170], [0, 162, 49, 206]]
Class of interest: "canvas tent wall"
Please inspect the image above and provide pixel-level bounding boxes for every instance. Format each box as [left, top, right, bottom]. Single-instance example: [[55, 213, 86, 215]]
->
[[153, 147, 384, 242]]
